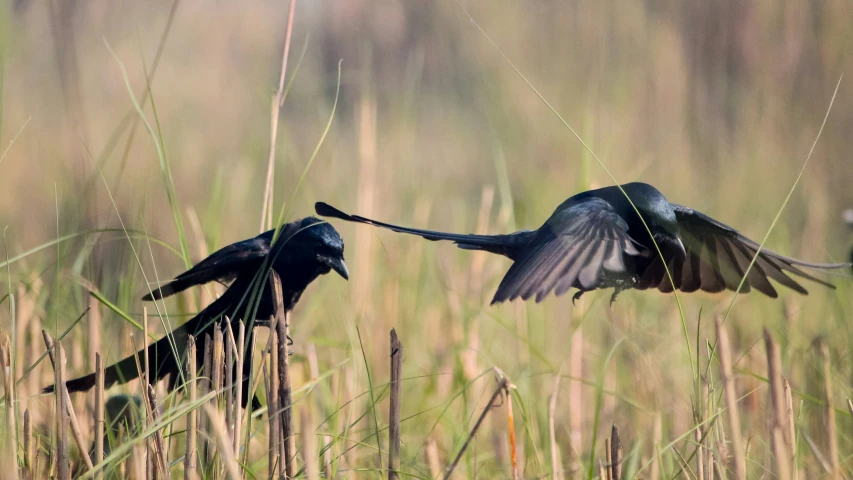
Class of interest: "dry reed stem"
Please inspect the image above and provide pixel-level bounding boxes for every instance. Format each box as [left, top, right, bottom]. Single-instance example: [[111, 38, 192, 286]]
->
[[203, 404, 241, 480], [507, 386, 519, 480], [650, 413, 661, 480], [847, 398, 853, 419], [241, 328, 257, 468], [604, 438, 612, 480], [260, 0, 297, 231], [226, 322, 235, 441], [53, 338, 70, 480], [610, 424, 622, 480], [0, 341, 17, 479], [270, 271, 295, 478], [443, 371, 510, 479], [201, 333, 213, 465], [764, 329, 791, 480], [185, 335, 198, 480], [783, 378, 797, 480], [23, 409, 32, 480], [147, 385, 168, 478], [264, 349, 280, 478], [695, 429, 704, 480], [388, 329, 403, 480], [301, 407, 320, 480], [42, 331, 94, 472], [714, 317, 746, 480], [548, 374, 562, 480], [425, 437, 441, 479], [818, 342, 840, 480], [232, 321, 245, 456], [94, 353, 104, 479]]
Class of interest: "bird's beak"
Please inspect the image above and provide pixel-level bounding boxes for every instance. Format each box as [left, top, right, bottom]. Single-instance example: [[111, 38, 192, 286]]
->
[[674, 237, 687, 259], [324, 256, 349, 280]]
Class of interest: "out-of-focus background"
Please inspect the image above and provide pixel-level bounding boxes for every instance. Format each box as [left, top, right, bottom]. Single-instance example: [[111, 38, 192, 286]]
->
[[1, 1, 852, 478]]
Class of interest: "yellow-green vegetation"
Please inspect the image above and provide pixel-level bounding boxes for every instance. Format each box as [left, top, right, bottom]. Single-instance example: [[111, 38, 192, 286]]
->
[[0, 1, 851, 479]]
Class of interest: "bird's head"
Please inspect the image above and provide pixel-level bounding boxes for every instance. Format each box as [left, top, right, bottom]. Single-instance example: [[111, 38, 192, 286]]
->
[[626, 183, 687, 259], [282, 217, 349, 280]]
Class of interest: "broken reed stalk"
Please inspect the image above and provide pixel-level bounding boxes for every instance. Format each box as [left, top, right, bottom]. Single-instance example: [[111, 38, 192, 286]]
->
[[604, 438, 611, 480], [610, 424, 622, 480], [129, 333, 153, 480], [185, 336, 199, 480], [764, 329, 791, 480], [443, 371, 510, 480], [53, 338, 70, 480], [211, 325, 226, 475], [507, 386, 519, 480], [225, 321, 235, 446], [232, 321, 245, 456], [714, 318, 746, 480], [388, 329, 403, 480], [41, 331, 94, 472], [783, 378, 797, 480], [147, 385, 168, 478], [267, 318, 282, 477], [270, 271, 295, 478], [241, 329, 257, 468], [548, 375, 562, 480], [94, 353, 104, 478], [201, 333, 213, 465], [203, 404, 241, 480], [301, 408, 320, 480], [425, 437, 441, 479], [819, 342, 840, 480], [23, 409, 32, 480]]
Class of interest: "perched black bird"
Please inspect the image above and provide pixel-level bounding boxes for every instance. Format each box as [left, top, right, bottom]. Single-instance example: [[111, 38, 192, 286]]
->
[[317, 182, 848, 305], [45, 217, 348, 408]]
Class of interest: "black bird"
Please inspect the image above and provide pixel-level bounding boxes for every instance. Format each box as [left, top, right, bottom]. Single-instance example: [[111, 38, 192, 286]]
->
[[845, 209, 853, 272], [317, 183, 848, 305], [45, 217, 348, 408]]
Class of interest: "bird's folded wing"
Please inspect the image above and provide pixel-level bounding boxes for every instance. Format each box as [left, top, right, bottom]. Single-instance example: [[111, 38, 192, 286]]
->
[[491, 197, 640, 304], [143, 236, 271, 301], [636, 204, 849, 297]]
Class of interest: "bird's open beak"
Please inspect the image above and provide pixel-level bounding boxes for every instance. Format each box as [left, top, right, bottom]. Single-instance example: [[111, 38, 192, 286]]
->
[[324, 256, 349, 280]]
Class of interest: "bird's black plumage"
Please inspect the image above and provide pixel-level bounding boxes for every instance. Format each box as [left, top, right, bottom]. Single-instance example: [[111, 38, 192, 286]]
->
[[317, 182, 849, 304], [44, 217, 348, 408]]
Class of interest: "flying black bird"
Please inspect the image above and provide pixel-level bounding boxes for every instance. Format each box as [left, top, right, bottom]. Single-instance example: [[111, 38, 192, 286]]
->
[[317, 183, 849, 305], [45, 217, 348, 408]]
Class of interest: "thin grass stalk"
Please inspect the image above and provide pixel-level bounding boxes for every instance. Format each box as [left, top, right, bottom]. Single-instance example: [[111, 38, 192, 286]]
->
[[604, 438, 612, 480], [610, 424, 622, 480], [302, 407, 320, 480], [819, 342, 840, 480], [143, 307, 149, 388], [23, 409, 32, 480], [764, 329, 790, 480], [42, 331, 94, 472], [714, 318, 746, 480], [54, 339, 69, 480], [94, 353, 104, 479], [0, 342, 16, 477], [650, 413, 661, 480], [212, 325, 225, 475], [185, 335, 198, 480], [128, 334, 152, 480], [443, 372, 509, 479], [203, 404, 241, 480], [548, 374, 562, 480], [147, 385, 168, 478], [388, 329, 403, 480]]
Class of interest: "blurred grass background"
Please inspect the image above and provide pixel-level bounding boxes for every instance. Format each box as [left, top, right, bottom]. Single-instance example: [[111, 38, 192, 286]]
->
[[1, 0, 852, 478]]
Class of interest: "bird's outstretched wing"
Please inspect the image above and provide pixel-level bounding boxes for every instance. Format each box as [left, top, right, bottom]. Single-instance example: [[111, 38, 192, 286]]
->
[[143, 236, 271, 301], [315, 202, 532, 258], [635, 204, 850, 297], [492, 197, 641, 304]]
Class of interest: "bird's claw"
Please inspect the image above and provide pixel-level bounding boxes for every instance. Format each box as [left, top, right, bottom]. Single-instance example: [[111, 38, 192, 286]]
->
[[572, 290, 585, 306], [287, 335, 294, 356]]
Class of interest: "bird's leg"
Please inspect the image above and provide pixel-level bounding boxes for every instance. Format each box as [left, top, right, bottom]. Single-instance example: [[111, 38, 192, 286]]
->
[[287, 335, 294, 356], [572, 290, 585, 306], [609, 286, 628, 308]]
